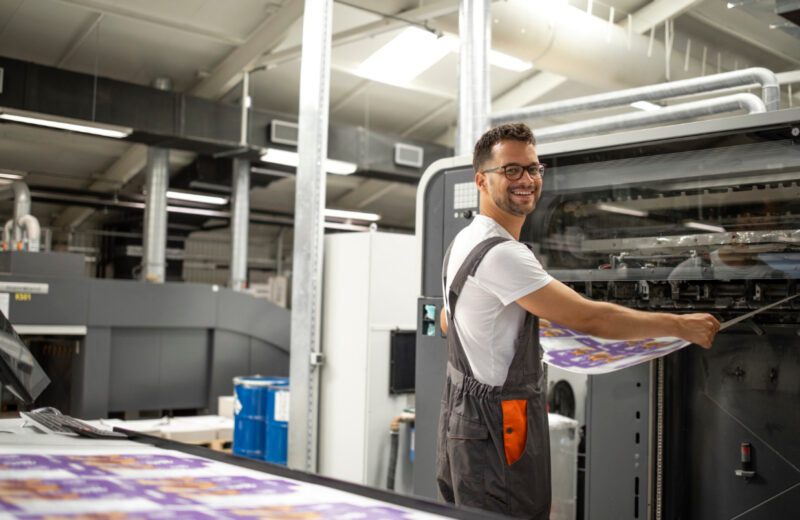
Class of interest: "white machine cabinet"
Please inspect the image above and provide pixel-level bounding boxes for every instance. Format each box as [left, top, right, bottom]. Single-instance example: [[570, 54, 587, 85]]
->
[[318, 231, 418, 494]]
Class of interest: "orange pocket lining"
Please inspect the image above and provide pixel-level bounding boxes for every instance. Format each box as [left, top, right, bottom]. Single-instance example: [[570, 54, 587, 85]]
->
[[501, 399, 527, 465]]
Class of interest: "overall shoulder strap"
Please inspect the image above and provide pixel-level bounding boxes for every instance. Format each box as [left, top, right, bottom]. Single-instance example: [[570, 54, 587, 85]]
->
[[446, 236, 510, 318]]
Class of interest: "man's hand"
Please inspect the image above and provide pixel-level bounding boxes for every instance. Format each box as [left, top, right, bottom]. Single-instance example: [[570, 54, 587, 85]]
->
[[675, 313, 720, 349]]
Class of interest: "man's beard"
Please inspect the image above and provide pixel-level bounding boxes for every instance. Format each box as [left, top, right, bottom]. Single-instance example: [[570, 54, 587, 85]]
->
[[490, 186, 538, 217]]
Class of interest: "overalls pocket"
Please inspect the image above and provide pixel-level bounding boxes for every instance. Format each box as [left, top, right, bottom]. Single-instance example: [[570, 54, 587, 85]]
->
[[446, 411, 490, 507], [501, 399, 528, 465]]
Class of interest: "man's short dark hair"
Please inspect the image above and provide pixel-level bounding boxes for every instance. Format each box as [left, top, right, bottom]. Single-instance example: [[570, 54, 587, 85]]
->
[[473, 123, 536, 173]]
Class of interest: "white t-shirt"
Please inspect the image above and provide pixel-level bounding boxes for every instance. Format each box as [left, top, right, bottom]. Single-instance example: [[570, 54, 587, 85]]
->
[[443, 215, 553, 386]]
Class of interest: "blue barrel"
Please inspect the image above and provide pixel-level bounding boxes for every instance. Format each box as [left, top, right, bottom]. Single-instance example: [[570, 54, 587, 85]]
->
[[264, 379, 290, 465], [233, 376, 287, 459]]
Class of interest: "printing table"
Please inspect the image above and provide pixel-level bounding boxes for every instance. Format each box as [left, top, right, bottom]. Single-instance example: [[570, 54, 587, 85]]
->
[[0, 418, 504, 519]]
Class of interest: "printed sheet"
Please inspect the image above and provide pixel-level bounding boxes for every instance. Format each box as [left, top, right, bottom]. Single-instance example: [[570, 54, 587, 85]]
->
[[539, 319, 690, 374], [539, 294, 799, 374], [0, 447, 445, 519]]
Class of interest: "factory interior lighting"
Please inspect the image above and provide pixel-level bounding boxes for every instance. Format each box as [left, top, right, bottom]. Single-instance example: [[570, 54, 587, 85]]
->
[[260, 148, 358, 175], [597, 203, 649, 217], [0, 170, 26, 180], [324, 208, 381, 222], [685, 221, 726, 233], [166, 190, 228, 205], [355, 28, 532, 87], [0, 108, 132, 139], [630, 101, 662, 111]]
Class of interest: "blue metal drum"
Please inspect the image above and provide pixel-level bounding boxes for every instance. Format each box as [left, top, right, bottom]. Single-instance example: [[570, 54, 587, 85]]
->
[[264, 379, 290, 465], [232, 376, 287, 459]]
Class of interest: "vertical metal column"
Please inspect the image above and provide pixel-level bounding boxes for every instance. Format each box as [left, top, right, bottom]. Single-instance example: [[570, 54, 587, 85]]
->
[[288, 0, 333, 472], [276, 227, 286, 277], [456, 0, 491, 155], [142, 147, 169, 283], [229, 158, 250, 291]]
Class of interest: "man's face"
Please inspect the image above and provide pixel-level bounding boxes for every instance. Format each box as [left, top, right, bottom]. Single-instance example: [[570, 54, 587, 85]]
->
[[479, 140, 543, 217]]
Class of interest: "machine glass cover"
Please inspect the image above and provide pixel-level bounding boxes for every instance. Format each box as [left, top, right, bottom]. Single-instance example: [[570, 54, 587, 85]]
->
[[529, 137, 800, 282], [0, 310, 50, 404]]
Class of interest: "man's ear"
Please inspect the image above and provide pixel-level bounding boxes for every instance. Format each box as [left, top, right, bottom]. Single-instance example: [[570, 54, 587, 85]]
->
[[475, 171, 486, 191]]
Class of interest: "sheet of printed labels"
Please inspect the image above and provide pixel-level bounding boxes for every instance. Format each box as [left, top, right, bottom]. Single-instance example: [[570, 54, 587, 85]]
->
[[0, 445, 446, 519], [539, 293, 797, 374]]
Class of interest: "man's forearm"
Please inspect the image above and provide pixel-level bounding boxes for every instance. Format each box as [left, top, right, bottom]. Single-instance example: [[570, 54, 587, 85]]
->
[[585, 302, 682, 340]]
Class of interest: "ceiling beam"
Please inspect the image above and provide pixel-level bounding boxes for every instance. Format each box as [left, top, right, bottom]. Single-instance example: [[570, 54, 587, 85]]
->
[[400, 100, 453, 137], [56, 12, 104, 67], [491, 71, 568, 114], [52, 144, 148, 229], [53, 0, 244, 46], [190, 0, 304, 99], [331, 80, 371, 113], [255, 0, 460, 69], [687, 1, 800, 67], [331, 179, 397, 209], [626, 0, 703, 34]]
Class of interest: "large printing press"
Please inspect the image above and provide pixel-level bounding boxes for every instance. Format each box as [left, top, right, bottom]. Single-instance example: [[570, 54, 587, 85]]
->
[[414, 108, 800, 518]]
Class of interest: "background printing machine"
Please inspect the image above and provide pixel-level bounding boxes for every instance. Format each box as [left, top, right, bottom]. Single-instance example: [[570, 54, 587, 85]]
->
[[414, 108, 800, 519], [0, 251, 290, 419]]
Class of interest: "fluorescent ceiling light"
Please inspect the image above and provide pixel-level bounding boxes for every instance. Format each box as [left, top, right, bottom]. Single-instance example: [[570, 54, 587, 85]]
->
[[356, 28, 453, 86], [597, 203, 648, 217], [0, 170, 26, 180], [325, 158, 359, 175], [324, 222, 372, 232], [356, 28, 533, 87], [167, 190, 228, 205], [685, 221, 726, 233], [0, 109, 132, 138], [630, 101, 661, 111], [260, 148, 357, 175], [324, 208, 381, 222]]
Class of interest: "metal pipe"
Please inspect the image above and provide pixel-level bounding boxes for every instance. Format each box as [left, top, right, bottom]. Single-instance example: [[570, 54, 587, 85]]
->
[[456, 0, 491, 155], [276, 227, 286, 277], [0, 181, 32, 244], [3, 220, 13, 250], [535, 94, 766, 143], [17, 214, 41, 252], [289, 0, 333, 473], [239, 72, 250, 146], [142, 147, 169, 283], [493, 68, 780, 124], [229, 158, 250, 291]]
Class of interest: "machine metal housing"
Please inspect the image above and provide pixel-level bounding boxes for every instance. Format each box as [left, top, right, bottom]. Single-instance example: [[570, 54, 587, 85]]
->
[[415, 109, 800, 518]]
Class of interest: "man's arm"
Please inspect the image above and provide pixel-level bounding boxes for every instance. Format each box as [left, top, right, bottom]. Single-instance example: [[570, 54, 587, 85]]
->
[[440, 307, 448, 335], [517, 279, 720, 348]]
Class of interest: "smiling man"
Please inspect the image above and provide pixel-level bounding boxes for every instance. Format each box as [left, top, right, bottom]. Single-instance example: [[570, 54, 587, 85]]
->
[[436, 123, 720, 519]]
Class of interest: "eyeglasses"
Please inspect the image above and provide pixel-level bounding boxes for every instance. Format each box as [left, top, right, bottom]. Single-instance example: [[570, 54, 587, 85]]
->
[[482, 163, 546, 181]]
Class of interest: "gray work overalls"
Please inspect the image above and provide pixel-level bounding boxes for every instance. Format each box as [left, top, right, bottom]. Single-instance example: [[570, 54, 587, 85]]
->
[[436, 237, 551, 520]]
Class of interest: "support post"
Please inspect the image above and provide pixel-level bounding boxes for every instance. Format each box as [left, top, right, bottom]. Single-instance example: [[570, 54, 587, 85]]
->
[[142, 147, 169, 283], [288, 0, 333, 472], [229, 158, 250, 291], [456, 0, 491, 155]]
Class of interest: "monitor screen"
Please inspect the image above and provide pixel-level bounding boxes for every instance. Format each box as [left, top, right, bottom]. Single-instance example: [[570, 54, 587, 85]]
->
[[389, 330, 416, 395], [0, 310, 50, 404]]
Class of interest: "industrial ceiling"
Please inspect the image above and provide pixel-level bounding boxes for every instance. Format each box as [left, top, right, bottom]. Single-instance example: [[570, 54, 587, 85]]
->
[[0, 0, 798, 252]]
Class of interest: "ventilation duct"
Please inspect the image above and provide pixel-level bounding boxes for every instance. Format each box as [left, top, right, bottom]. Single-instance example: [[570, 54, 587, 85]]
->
[[535, 93, 766, 143]]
